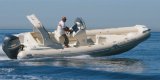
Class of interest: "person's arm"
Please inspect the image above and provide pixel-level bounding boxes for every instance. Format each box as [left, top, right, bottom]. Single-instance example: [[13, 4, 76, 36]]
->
[[59, 21, 71, 32]]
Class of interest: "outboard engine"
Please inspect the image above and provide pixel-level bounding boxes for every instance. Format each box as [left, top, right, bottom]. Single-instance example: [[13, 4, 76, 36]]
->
[[2, 35, 23, 59]]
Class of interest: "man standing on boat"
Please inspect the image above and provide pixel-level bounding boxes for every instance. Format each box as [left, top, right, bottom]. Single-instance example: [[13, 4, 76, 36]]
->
[[56, 16, 70, 48]]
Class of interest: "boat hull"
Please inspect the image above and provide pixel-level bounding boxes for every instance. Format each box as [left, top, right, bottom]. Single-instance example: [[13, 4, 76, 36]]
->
[[17, 30, 150, 59]]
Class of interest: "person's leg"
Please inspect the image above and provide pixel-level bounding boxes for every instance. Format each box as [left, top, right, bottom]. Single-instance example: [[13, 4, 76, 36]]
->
[[62, 34, 69, 47]]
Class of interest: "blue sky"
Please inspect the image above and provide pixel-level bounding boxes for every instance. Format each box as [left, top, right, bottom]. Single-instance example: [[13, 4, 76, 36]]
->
[[0, 0, 159, 31]]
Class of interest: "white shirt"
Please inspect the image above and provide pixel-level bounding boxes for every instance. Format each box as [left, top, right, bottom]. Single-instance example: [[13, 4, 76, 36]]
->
[[57, 20, 66, 36]]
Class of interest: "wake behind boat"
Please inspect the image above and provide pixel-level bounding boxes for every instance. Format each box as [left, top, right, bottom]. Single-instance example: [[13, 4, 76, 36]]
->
[[2, 14, 150, 59]]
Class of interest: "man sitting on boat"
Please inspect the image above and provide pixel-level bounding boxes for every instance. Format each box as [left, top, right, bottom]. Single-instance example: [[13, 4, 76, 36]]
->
[[56, 16, 70, 48]]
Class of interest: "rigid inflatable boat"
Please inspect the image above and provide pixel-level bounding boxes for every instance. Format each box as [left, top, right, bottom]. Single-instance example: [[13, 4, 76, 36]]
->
[[2, 14, 150, 59]]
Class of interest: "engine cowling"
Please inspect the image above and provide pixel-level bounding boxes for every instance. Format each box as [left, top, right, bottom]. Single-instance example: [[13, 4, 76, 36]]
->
[[2, 35, 23, 59]]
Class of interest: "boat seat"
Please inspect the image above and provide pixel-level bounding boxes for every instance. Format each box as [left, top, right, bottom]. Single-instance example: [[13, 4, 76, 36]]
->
[[96, 35, 107, 45]]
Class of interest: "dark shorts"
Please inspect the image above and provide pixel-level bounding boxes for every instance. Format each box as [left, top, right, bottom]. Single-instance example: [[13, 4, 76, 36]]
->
[[62, 34, 69, 46]]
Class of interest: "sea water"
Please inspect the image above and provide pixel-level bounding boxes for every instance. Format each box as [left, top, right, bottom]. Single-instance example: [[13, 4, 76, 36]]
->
[[0, 29, 160, 80]]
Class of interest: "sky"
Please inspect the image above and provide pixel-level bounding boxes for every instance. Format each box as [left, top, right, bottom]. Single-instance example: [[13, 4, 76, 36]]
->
[[0, 0, 159, 32]]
